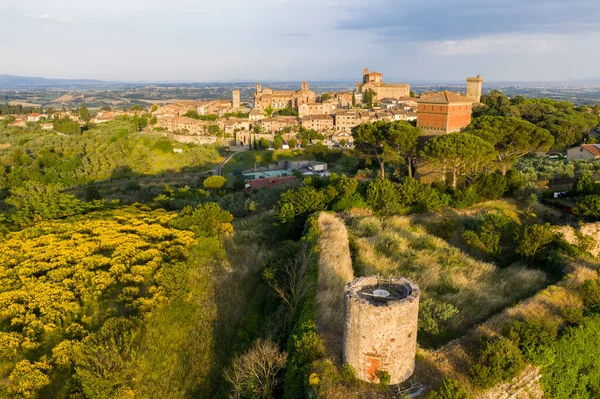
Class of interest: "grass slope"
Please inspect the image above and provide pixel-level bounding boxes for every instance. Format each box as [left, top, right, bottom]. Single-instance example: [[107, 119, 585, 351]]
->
[[347, 214, 548, 347]]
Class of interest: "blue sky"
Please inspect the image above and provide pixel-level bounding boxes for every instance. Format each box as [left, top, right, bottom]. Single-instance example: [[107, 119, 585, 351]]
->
[[1, 0, 599, 82]]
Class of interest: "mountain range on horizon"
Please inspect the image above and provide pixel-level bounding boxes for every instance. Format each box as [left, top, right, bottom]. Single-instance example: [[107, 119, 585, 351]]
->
[[2, 74, 600, 89]]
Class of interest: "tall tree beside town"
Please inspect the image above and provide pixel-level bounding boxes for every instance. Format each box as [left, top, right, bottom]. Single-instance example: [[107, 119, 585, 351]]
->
[[421, 133, 495, 188], [132, 115, 140, 132], [265, 106, 274, 118], [80, 104, 90, 121], [363, 89, 376, 109], [352, 93, 357, 107], [260, 138, 270, 150], [352, 120, 420, 179], [464, 116, 554, 174]]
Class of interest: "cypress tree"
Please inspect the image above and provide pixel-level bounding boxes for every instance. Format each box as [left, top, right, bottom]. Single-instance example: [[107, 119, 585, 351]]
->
[[132, 115, 140, 132], [80, 104, 90, 121]]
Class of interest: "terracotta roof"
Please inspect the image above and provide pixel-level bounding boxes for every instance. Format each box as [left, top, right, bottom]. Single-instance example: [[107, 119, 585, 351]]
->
[[380, 83, 410, 88], [581, 144, 600, 157], [418, 91, 471, 104], [244, 176, 297, 192], [302, 114, 333, 121]]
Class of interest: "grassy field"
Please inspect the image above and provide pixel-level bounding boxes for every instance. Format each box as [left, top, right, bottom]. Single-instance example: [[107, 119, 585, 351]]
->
[[346, 213, 549, 347]]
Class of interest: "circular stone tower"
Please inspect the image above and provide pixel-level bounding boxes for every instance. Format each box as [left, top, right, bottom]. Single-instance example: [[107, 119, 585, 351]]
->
[[343, 276, 420, 384]]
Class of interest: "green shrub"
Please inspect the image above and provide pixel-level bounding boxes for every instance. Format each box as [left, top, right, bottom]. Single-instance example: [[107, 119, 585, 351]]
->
[[375, 370, 391, 385], [450, 186, 478, 208], [125, 182, 141, 191], [574, 195, 600, 219], [471, 173, 507, 200], [366, 178, 403, 215], [505, 169, 524, 194], [419, 298, 459, 336], [571, 173, 598, 196], [273, 137, 283, 149], [169, 202, 233, 238], [397, 177, 449, 212], [541, 315, 600, 398], [517, 223, 557, 257], [582, 279, 600, 311], [504, 319, 556, 366], [573, 227, 596, 253], [74, 317, 141, 399], [462, 212, 517, 260], [427, 217, 457, 240], [469, 337, 525, 388], [275, 186, 326, 238], [153, 138, 173, 153], [202, 175, 226, 190], [562, 307, 584, 325], [331, 193, 368, 212], [428, 378, 472, 399]]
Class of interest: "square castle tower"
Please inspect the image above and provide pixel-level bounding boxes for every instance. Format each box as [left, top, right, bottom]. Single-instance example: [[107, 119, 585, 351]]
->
[[466, 75, 483, 103]]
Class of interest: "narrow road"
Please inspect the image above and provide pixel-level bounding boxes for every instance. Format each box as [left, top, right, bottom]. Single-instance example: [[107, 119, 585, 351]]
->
[[214, 148, 247, 176]]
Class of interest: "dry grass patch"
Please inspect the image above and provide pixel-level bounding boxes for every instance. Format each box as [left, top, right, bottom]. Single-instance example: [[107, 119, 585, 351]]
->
[[413, 262, 596, 398], [347, 215, 549, 346]]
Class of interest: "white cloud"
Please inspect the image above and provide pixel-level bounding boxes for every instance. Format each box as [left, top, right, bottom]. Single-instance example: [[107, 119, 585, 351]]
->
[[426, 33, 561, 55], [24, 13, 70, 22]]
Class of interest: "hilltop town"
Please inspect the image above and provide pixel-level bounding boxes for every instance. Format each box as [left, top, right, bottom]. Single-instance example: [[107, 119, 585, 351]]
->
[[0, 68, 485, 149], [2, 66, 600, 399]]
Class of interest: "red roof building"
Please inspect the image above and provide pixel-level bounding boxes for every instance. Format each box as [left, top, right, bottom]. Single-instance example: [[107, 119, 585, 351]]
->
[[243, 176, 297, 192], [416, 91, 473, 137]]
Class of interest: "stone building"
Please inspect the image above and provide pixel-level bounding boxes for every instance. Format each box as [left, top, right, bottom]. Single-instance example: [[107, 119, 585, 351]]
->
[[197, 100, 232, 116], [156, 116, 212, 135], [343, 276, 420, 384], [333, 92, 354, 107], [334, 110, 360, 133], [466, 75, 484, 103], [298, 101, 337, 118], [232, 89, 241, 110], [355, 68, 411, 103], [153, 102, 203, 118], [567, 144, 600, 161], [389, 109, 417, 122], [416, 91, 473, 137], [249, 108, 267, 122], [258, 116, 300, 133], [253, 82, 316, 111], [301, 114, 334, 132], [219, 118, 250, 136]]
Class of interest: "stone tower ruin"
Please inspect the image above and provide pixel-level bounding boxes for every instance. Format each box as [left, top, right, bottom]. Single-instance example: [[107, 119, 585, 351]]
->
[[232, 89, 241, 110], [343, 276, 420, 384], [466, 75, 484, 103]]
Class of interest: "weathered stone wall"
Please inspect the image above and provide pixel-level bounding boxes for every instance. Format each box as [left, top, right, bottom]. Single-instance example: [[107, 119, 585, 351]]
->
[[316, 213, 355, 361], [343, 276, 420, 384], [151, 132, 217, 145], [479, 365, 543, 399]]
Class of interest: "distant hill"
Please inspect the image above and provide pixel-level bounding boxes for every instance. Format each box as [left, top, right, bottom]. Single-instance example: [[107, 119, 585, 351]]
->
[[0, 74, 115, 88]]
